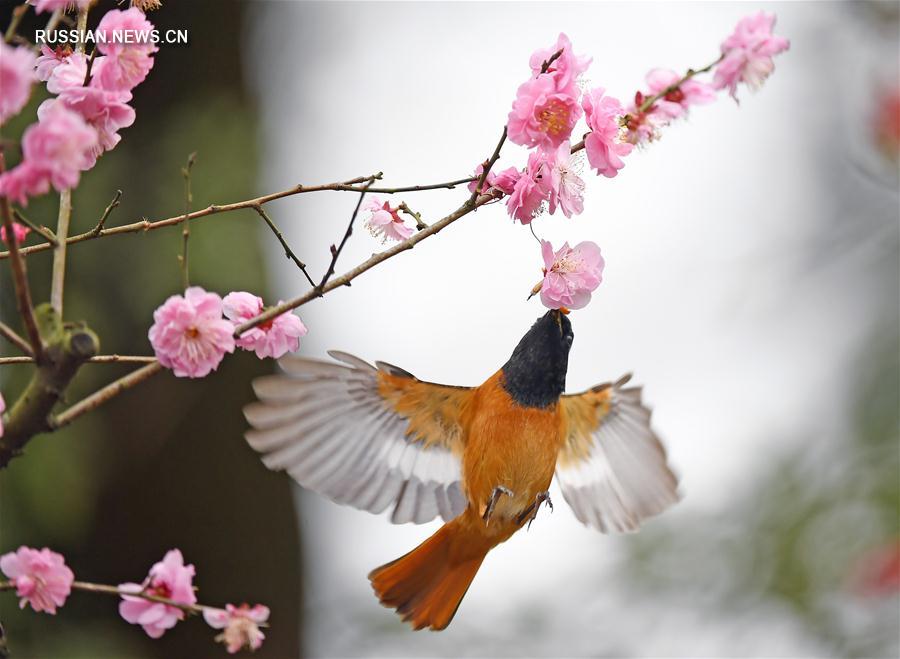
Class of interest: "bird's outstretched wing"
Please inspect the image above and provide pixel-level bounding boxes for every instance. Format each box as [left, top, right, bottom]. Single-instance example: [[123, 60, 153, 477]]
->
[[556, 375, 680, 533], [244, 351, 471, 524]]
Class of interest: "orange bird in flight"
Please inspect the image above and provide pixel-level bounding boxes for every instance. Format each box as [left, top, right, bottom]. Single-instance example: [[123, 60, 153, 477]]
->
[[244, 309, 680, 630]]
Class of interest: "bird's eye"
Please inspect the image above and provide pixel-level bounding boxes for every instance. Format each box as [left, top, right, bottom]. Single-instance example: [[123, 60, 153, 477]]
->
[[564, 333, 573, 347]]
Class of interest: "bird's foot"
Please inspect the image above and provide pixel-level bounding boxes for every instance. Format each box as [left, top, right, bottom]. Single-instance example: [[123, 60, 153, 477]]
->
[[517, 490, 553, 529], [483, 485, 514, 524]]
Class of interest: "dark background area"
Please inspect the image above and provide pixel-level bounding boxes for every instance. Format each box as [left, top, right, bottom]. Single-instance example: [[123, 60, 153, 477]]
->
[[0, 1, 302, 657]]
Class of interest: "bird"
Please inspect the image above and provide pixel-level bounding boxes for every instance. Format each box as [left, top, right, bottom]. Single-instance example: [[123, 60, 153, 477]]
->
[[243, 309, 680, 631]]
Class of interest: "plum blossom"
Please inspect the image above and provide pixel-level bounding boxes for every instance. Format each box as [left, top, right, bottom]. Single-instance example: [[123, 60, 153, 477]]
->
[[508, 74, 582, 149], [528, 33, 591, 93], [148, 287, 236, 378], [467, 164, 520, 196], [94, 9, 158, 93], [714, 12, 790, 100], [363, 196, 413, 242], [0, 103, 98, 205], [506, 149, 549, 224], [538, 240, 605, 310], [45, 52, 90, 94], [1, 222, 30, 245], [35, 45, 73, 82], [204, 604, 270, 654], [119, 549, 197, 638], [0, 546, 74, 614], [222, 292, 308, 360], [41, 88, 135, 165], [582, 87, 632, 177], [0, 42, 37, 124], [0, 392, 5, 437], [644, 68, 715, 119], [543, 142, 584, 218], [30, 0, 91, 13]]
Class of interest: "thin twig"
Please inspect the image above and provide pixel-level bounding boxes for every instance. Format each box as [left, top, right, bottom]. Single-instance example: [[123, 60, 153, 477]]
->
[[253, 205, 316, 287], [49, 7, 89, 316], [0, 174, 485, 260], [315, 179, 375, 294], [0, 355, 156, 365], [81, 47, 98, 87], [4, 4, 29, 44], [0, 193, 43, 357], [51, 362, 164, 429], [235, 191, 494, 336], [91, 190, 122, 236], [12, 209, 57, 246], [637, 55, 724, 114], [0, 320, 33, 357], [398, 202, 427, 230], [179, 153, 196, 289]]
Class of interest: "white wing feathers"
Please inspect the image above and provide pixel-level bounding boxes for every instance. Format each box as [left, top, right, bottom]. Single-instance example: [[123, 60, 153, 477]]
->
[[244, 351, 467, 524], [557, 379, 680, 534]]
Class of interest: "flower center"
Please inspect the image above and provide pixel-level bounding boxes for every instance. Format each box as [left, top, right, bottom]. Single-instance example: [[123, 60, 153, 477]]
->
[[186, 327, 200, 338], [539, 100, 571, 137], [664, 88, 685, 104], [149, 582, 172, 599]]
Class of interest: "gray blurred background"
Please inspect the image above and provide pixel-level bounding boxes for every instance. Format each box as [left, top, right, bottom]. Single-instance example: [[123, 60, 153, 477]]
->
[[1, 1, 897, 658]]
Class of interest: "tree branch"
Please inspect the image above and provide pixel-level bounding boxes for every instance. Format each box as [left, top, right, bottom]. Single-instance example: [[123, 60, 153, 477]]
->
[[1, 194, 43, 358], [315, 179, 374, 294], [0, 173, 481, 260], [179, 153, 196, 289], [0, 355, 155, 365], [253, 205, 315, 287], [235, 190, 494, 336], [0, 320, 33, 356]]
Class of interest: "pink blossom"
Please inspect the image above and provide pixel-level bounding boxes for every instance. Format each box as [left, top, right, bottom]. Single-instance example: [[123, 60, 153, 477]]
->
[[35, 45, 73, 82], [506, 149, 549, 225], [582, 87, 632, 177], [622, 91, 670, 146], [644, 68, 715, 119], [528, 33, 591, 93], [467, 164, 520, 196], [204, 603, 270, 654], [45, 52, 89, 94], [0, 392, 4, 437], [0, 42, 37, 124], [0, 546, 74, 614], [222, 292, 308, 360], [119, 549, 197, 639], [363, 196, 413, 242], [0, 103, 98, 205], [148, 287, 236, 378], [508, 74, 582, 149], [543, 142, 584, 218], [1, 222, 31, 245], [714, 12, 790, 100], [539, 240, 604, 310], [94, 9, 158, 92], [41, 87, 135, 164], [30, 0, 91, 14]]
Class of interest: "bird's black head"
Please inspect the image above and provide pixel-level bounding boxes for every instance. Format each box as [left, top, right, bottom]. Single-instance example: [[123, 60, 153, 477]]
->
[[501, 310, 573, 408]]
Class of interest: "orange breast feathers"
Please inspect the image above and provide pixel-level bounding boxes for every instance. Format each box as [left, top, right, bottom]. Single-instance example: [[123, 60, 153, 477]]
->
[[460, 370, 566, 520]]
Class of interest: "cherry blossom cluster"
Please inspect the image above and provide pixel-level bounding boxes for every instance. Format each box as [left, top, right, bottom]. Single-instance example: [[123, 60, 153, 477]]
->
[[0, 546, 269, 653], [358, 13, 789, 312], [0, 7, 157, 205], [148, 287, 308, 378]]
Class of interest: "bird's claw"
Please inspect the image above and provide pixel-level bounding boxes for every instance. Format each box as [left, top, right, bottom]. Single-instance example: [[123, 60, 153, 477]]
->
[[517, 490, 553, 529], [483, 485, 514, 524]]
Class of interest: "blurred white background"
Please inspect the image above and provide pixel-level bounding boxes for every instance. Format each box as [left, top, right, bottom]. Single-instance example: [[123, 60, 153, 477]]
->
[[246, 3, 898, 657]]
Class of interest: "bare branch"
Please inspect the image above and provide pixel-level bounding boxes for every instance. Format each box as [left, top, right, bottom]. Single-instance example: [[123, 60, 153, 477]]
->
[[51, 361, 163, 430], [0, 320, 33, 356], [179, 152, 196, 289], [315, 179, 375, 294], [91, 190, 122, 237], [0, 355, 156, 365], [253, 205, 316, 287], [0, 194, 43, 357], [13, 209, 58, 246], [0, 173, 483, 260], [398, 202, 427, 230]]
